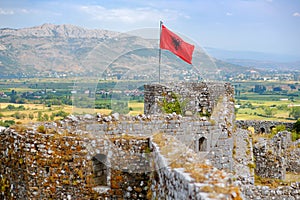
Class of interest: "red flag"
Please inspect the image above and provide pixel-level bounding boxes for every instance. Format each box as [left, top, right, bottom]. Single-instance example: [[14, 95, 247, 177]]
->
[[160, 25, 195, 64]]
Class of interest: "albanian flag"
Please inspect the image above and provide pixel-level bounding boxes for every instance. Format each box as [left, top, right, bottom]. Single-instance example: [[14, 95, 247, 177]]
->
[[160, 25, 195, 64]]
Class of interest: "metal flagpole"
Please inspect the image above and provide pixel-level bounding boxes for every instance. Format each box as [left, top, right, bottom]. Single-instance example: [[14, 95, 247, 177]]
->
[[158, 21, 163, 83]]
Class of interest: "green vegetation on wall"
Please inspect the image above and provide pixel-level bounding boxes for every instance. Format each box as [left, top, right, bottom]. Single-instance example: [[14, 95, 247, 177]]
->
[[161, 92, 184, 115]]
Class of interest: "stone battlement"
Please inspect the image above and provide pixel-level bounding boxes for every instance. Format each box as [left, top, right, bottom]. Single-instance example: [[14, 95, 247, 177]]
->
[[144, 82, 233, 117]]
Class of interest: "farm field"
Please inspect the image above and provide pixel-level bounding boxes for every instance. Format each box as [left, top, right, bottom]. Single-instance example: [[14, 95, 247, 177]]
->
[[1, 98, 295, 125], [0, 101, 144, 125], [234, 80, 300, 122], [0, 103, 113, 125], [235, 99, 297, 122], [1, 78, 300, 126]]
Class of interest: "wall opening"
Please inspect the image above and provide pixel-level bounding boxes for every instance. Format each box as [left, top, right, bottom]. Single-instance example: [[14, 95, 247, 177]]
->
[[92, 154, 108, 186], [260, 127, 265, 134], [199, 137, 207, 151], [45, 166, 50, 174]]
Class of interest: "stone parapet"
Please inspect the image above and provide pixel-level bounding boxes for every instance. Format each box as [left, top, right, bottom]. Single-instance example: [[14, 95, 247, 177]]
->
[[242, 183, 300, 200]]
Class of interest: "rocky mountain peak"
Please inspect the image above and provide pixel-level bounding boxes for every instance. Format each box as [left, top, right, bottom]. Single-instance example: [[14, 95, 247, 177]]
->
[[0, 23, 120, 38]]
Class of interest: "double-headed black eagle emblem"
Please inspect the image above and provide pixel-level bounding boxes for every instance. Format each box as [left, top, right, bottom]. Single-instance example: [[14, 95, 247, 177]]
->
[[171, 36, 181, 50]]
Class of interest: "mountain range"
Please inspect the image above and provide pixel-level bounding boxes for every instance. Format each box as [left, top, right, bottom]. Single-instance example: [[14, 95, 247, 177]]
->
[[0, 24, 280, 79]]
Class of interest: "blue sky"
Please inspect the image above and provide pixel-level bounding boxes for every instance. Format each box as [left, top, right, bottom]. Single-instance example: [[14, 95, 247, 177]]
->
[[0, 0, 300, 58]]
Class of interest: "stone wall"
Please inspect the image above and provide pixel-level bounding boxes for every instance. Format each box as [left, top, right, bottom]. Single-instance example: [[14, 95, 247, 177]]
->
[[242, 183, 300, 200], [286, 143, 300, 173], [144, 82, 235, 171], [144, 82, 233, 117], [236, 120, 294, 134], [0, 118, 239, 200], [66, 113, 234, 171], [0, 125, 152, 199], [0, 82, 239, 199], [239, 130, 300, 200], [253, 140, 286, 180], [252, 130, 300, 183], [150, 133, 242, 200], [0, 127, 96, 199]]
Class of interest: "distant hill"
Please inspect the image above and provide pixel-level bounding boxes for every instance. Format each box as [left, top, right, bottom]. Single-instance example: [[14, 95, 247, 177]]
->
[[205, 47, 300, 71], [0, 24, 250, 79], [222, 59, 300, 71]]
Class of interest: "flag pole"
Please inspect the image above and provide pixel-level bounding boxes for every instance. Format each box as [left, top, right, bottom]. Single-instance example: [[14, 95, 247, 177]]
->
[[158, 20, 163, 84]]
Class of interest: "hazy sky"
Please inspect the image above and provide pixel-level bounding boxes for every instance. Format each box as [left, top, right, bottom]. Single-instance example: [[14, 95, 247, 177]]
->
[[1, 0, 300, 57]]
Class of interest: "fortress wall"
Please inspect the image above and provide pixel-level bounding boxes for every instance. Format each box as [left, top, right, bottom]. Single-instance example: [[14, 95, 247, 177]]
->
[[207, 82, 235, 171], [236, 120, 294, 134], [286, 145, 300, 173], [144, 82, 232, 117], [254, 140, 286, 180], [0, 127, 96, 199], [0, 126, 152, 199], [253, 131, 292, 180], [0, 121, 238, 200], [64, 115, 213, 153], [0, 82, 239, 199], [68, 115, 234, 171], [0, 130, 28, 199], [149, 133, 242, 200], [242, 183, 300, 200], [0, 116, 238, 200], [143, 82, 236, 171]]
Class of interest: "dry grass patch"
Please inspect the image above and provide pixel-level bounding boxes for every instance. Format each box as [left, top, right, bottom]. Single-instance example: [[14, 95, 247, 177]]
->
[[110, 133, 148, 141], [10, 124, 28, 133], [128, 102, 144, 109], [71, 107, 112, 115], [285, 172, 300, 182], [254, 175, 290, 188], [152, 132, 168, 147], [202, 186, 242, 200]]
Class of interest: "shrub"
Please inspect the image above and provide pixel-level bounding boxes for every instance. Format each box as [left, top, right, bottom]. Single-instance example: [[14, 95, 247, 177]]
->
[[162, 93, 182, 114], [37, 125, 46, 133], [11, 112, 27, 119], [292, 119, 300, 141], [0, 120, 15, 127], [6, 104, 16, 110], [51, 110, 69, 118], [293, 119, 300, 133], [270, 125, 286, 138], [291, 131, 300, 141], [290, 107, 300, 120], [43, 113, 49, 121], [37, 111, 43, 121], [28, 113, 34, 120]]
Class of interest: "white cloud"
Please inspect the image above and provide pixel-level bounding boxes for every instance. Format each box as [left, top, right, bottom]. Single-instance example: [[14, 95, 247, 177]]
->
[[293, 12, 300, 17], [0, 8, 14, 15], [226, 12, 233, 16], [0, 8, 38, 16], [265, 0, 273, 2], [20, 9, 31, 14], [78, 5, 189, 24]]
